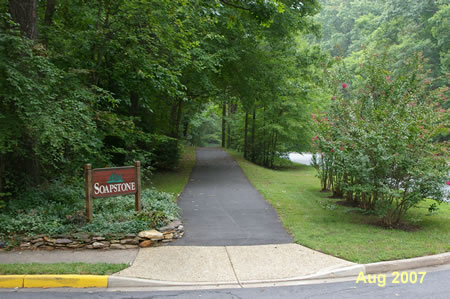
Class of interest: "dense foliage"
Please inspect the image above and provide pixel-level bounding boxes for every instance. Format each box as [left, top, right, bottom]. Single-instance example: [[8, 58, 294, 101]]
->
[[315, 0, 449, 90], [0, 0, 322, 198], [312, 53, 449, 226]]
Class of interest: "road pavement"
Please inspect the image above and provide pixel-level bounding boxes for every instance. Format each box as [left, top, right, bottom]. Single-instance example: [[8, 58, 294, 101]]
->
[[2, 266, 449, 298]]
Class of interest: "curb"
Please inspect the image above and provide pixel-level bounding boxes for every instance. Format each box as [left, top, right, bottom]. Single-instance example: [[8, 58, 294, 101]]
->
[[1, 252, 449, 288], [0, 275, 108, 288], [305, 252, 450, 280], [107, 252, 450, 288], [364, 252, 450, 274], [107, 276, 239, 288]]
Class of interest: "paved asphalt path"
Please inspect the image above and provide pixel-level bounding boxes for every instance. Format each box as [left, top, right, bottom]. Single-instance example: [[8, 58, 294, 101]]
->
[[172, 147, 292, 246]]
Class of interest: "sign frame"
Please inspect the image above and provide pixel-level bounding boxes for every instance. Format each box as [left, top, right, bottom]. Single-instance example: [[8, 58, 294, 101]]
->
[[84, 161, 141, 222]]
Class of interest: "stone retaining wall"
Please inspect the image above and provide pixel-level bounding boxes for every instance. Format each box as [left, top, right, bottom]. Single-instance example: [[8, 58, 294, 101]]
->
[[4, 220, 184, 251]]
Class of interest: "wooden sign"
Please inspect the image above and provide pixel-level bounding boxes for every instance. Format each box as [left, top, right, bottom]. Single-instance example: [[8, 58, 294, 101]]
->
[[92, 167, 136, 198], [85, 161, 141, 222]]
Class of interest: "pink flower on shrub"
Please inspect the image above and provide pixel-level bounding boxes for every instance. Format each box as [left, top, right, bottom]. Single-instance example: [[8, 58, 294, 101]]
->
[[440, 109, 446, 113], [419, 126, 424, 129], [447, 181, 450, 186], [386, 76, 391, 83], [342, 83, 347, 89], [332, 96, 336, 101]]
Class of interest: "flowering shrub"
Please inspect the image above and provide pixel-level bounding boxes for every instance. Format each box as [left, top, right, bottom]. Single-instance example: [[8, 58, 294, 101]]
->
[[313, 53, 449, 226]]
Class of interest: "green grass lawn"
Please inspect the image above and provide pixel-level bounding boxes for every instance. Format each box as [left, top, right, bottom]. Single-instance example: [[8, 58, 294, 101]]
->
[[0, 263, 127, 275], [150, 145, 196, 195], [228, 150, 450, 264]]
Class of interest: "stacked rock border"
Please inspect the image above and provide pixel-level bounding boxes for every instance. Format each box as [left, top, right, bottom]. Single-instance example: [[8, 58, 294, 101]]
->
[[2, 219, 184, 251]]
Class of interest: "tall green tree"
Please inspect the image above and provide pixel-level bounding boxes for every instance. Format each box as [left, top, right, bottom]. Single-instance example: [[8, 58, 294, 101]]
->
[[1, 0, 324, 196], [315, 0, 449, 88]]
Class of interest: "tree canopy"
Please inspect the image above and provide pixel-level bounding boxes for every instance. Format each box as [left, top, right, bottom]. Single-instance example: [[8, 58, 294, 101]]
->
[[315, 0, 449, 88], [0, 0, 322, 195]]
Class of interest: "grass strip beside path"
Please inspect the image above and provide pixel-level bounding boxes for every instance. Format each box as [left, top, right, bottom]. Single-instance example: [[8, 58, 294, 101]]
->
[[150, 146, 196, 195], [228, 150, 450, 264], [0, 263, 127, 275]]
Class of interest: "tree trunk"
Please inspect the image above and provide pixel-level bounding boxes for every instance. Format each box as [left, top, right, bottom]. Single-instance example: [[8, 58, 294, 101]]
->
[[270, 131, 278, 168], [169, 100, 178, 137], [244, 112, 248, 159], [130, 91, 139, 116], [251, 107, 256, 162], [0, 154, 5, 194], [95, 3, 111, 72], [91, 4, 102, 85], [42, 0, 56, 47], [26, 138, 41, 186], [221, 103, 226, 147], [227, 102, 231, 148], [175, 99, 183, 138], [169, 99, 183, 138], [44, 0, 56, 26], [183, 120, 189, 138], [9, 0, 38, 40], [263, 105, 267, 166]]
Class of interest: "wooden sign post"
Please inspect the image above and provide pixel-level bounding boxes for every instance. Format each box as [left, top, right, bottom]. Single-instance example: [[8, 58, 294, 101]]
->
[[84, 161, 142, 222], [85, 164, 93, 221], [134, 161, 141, 212]]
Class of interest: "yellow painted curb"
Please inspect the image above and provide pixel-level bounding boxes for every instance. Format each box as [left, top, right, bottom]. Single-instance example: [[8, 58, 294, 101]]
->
[[24, 275, 108, 288], [0, 275, 25, 288]]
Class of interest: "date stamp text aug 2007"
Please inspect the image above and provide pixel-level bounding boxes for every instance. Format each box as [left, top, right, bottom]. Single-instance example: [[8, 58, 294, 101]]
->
[[355, 271, 427, 287]]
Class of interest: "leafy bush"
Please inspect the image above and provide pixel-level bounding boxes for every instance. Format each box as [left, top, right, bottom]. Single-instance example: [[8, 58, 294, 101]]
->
[[0, 183, 179, 241], [313, 53, 449, 226], [151, 135, 180, 170], [96, 111, 180, 172], [0, 13, 103, 195]]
